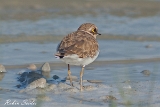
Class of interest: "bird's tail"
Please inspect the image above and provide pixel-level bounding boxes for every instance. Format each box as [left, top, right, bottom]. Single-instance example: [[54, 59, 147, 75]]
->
[[55, 53, 64, 59]]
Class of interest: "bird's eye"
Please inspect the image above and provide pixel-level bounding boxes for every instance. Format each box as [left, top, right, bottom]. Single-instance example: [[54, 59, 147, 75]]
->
[[92, 28, 97, 33]]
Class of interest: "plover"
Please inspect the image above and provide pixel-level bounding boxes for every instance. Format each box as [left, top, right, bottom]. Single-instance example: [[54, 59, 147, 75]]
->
[[55, 23, 101, 91]]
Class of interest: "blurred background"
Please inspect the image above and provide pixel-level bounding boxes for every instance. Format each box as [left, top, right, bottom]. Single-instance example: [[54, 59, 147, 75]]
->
[[0, 0, 160, 65]]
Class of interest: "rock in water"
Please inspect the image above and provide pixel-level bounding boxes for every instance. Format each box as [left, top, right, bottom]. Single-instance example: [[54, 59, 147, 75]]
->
[[141, 70, 150, 76], [87, 80, 103, 83], [41, 62, 50, 72], [26, 78, 46, 90], [27, 64, 37, 71], [0, 64, 6, 72], [100, 95, 117, 102], [145, 44, 152, 48], [53, 75, 59, 80]]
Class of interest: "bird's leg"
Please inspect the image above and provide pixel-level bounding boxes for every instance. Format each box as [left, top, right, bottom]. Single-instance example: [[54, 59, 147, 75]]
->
[[68, 64, 73, 86], [80, 65, 85, 91]]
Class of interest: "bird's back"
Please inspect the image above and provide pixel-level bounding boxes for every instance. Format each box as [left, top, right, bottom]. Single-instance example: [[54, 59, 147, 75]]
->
[[56, 30, 99, 59]]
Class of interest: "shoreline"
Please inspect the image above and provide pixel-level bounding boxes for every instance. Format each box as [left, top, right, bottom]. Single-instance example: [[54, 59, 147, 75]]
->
[[4, 57, 160, 70], [1, 35, 160, 44]]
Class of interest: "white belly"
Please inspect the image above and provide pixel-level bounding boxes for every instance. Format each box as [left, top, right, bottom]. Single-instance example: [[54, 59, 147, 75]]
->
[[61, 52, 99, 66]]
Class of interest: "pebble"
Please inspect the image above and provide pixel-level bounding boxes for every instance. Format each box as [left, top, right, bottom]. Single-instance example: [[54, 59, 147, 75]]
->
[[0, 64, 6, 72], [141, 70, 150, 76], [41, 62, 50, 72], [53, 75, 59, 80], [87, 80, 103, 83], [83, 85, 95, 91], [26, 78, 46, 90], [63, 87, 78, 93], [145, 44, 152, 48], [36, 95, 51, 101], [85, 67, 94, 70], [123, 85, 132, 89], [27, 64, 37, 71], [122, 80, 131, 83], [100, 95, 117, 101]]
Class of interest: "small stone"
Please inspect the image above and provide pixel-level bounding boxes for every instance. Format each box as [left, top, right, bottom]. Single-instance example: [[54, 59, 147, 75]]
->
[[53, 75, 59, 80], [41, 62, 50, 72], [123, 85, 132, 89], [122, 80, 131, 83], [27, 64, 37, 71], [85, 67, 94, 70], [36, 95, 51, 101], [83, 85, 95, 91], [0, 64, 6, 72], [16, 84, 21, 88], [106, 95, 117, 100], [64, 87, 78, 93], [100, 95, 117, 101], [26, 78, 46, 90], [145, 44, 152, 48], [19, 89, 25, 93], [87, 80, 103, 83], [141, 70, 150, 76]]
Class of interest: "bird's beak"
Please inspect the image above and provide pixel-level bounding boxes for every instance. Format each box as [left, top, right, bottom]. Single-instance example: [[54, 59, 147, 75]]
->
[[97, 32, 101, 35]]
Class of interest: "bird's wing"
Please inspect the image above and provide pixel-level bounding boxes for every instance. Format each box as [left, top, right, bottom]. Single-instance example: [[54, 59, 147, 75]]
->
[[56, 31, 99, 58]]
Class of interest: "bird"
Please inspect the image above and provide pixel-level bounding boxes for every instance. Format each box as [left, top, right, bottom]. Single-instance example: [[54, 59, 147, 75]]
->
[[55, 23, 101, 91]]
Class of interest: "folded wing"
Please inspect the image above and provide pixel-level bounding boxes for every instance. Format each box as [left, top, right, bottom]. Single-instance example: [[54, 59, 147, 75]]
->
[[56, 31, 99, 58]]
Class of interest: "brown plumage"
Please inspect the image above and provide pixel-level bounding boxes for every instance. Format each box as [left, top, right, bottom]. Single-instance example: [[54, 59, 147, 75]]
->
[[56, 31, 99, 58], [56, 23, 100, 59], [55, 23, 101, 91]]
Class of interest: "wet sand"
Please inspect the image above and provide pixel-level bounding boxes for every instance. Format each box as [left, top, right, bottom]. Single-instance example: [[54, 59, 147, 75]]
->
[[0, 61, 160, 107]]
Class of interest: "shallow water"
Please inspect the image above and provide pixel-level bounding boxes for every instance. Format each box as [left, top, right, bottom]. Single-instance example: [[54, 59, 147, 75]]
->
[[0, 62, 160, 107], [1, 40, 160, 65]]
